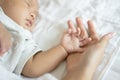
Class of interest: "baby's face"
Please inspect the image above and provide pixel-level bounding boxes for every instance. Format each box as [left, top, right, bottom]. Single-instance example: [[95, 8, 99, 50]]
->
[[1, 0, 39, 31]]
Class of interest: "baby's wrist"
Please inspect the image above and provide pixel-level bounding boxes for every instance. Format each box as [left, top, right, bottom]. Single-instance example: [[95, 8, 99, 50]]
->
[[58, 45, 68, 57]]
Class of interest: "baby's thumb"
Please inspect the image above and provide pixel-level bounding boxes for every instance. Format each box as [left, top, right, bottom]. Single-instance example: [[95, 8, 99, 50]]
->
[[100, 32, 115, 47]]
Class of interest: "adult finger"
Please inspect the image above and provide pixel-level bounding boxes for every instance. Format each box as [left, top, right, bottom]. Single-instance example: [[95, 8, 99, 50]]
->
[[0, 44, 6, 56], [0, 38, 12, 56], [87, 20, 99, 41], [76, 17, 88, 39], [100, 32, 115, 48], [75, 47, 86, 53], [79, 38, 92, 46]]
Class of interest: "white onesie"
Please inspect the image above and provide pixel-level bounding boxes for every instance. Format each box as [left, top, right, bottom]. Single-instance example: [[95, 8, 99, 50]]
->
[[0, 7, 41, 75]]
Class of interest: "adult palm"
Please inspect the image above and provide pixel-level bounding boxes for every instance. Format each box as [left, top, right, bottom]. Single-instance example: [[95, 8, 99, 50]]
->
[[66, 20, 115, 72]]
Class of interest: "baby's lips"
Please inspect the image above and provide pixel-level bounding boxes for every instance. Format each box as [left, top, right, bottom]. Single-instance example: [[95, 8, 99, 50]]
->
[[26, 19, 34, 27]]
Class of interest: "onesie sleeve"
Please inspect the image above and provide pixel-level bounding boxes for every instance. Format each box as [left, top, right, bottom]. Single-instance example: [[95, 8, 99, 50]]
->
[[13, 39, 42, 75]]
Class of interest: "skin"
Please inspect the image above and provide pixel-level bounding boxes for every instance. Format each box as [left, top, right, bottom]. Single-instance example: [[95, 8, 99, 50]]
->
[[0, 0, 90, 78], [0, 1, 12, 56], [0, 23, 12, 56], [63, 20, 115, 80], [0, 0, 39, 31], [21, 18, 90, 77], [0, 0, 115, 80]]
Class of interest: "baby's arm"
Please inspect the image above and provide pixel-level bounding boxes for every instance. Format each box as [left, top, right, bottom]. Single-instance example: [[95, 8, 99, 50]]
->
[[22, 45, 67, 77]]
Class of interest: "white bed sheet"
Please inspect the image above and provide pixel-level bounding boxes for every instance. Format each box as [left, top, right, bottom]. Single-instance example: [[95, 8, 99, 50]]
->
[[0, 0, 120, 80], [32, 0, 120, 80]]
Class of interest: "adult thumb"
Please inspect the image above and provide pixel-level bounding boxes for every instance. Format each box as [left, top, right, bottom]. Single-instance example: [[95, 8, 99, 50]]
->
[[100, 32, 115, 47]]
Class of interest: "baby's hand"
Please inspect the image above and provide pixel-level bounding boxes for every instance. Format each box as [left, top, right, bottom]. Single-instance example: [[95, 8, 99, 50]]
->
[[60, 17, 91, 53]]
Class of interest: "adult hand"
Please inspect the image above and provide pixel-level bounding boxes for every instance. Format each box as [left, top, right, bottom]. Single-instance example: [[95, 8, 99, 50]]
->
[[66, 20, 115, 71], [0, 23, 12, 56], [82, 21, 115, 68]]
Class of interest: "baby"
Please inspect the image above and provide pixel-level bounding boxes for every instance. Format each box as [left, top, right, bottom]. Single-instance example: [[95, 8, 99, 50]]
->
[[0, 0, 90, 77], [0, 0, 114, 80]]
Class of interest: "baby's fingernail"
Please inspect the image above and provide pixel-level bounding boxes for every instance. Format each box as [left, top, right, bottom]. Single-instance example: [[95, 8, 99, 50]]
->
[[110, 32, 116, 37], [88, 38, 92, 41], [108, 32, 116, 38], [112, 32, 116, 36]]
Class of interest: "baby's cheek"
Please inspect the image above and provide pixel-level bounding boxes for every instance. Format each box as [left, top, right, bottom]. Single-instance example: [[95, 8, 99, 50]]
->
[[29, 25, 36, 31]]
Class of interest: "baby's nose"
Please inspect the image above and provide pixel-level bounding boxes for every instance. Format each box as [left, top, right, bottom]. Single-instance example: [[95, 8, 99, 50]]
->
[[30, 13, 36, 20]]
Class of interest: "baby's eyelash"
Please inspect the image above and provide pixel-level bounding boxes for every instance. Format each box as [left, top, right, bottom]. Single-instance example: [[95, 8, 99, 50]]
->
[[27, 3, 31, 7], [24, 0, 31, 7]]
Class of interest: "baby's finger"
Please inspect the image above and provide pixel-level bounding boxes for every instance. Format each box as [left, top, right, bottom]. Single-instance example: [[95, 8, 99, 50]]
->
[[67, 28, 72, 34], [79, 38, 92, 46], [75, 27, 81, 37], [68, 20, 77, 33]]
